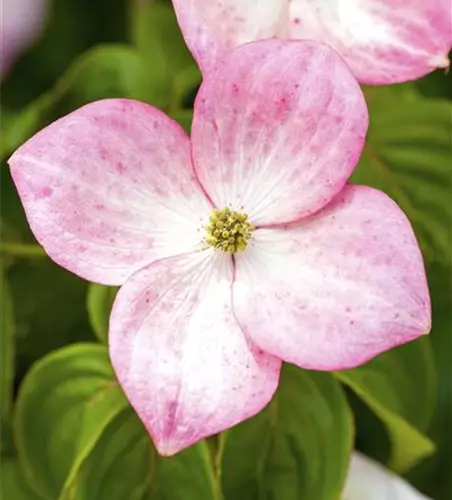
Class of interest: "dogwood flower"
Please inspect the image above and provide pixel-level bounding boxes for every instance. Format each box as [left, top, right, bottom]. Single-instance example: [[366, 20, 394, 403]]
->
[[9, 40, 430, 455], [172, 0, 452, 84], [0, 0, 47, 78], [343, 452, 431, 499]]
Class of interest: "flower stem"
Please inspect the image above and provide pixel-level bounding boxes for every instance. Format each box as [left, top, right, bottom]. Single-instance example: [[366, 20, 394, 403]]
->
[[0, 242, 46, 258]]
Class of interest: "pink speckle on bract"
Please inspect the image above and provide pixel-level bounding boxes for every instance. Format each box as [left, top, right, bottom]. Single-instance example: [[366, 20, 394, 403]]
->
[[8, 39, 431, 457], [40, 186, 53, 198]]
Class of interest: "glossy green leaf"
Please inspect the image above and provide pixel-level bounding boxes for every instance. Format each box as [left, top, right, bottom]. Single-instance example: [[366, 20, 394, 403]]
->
[[221, 366, 354, 500], [1, 44, 157, 161], [336, 338, 436, 472], [0, 458, 43, 500], [354, 90, 452, 263], [86, 284, 118, 344], [13, 342, 218, 499], [131, 1, 201, 111], [15, 343, 128, 499], [62, 414, 219, 500], [60, 408, 152, 500], [149, 442, 218, 500], [407, 262, 452, 500]]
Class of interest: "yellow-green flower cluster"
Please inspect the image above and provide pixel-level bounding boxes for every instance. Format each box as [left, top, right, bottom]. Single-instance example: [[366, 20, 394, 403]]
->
[[205, 207, 253, 253]]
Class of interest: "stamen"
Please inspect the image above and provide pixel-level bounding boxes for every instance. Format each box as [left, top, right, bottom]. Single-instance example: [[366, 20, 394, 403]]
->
[[205, 207, 253, 253]]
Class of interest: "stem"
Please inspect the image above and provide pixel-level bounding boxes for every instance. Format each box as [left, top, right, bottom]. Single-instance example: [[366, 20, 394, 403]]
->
[[129, 0, 155, 44], [0, 243, 47, 258], [0, 267, 14, 422]]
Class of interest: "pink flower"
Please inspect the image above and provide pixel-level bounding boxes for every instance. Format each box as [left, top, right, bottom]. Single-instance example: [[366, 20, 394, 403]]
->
[[172, 0, 452, 84], [0, 0, 47, 79], [343, 452, 431, 499], [8, 40, 430, 455]]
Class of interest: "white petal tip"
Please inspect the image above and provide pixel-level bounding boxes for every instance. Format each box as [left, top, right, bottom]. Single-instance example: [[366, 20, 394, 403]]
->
[[420, 309, 432, 336], [433, 53, 450, 70], [154, 439, 188, 457]]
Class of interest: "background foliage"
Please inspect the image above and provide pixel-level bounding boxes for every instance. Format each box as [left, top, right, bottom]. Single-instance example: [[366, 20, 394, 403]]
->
[[1, 0, 451, 499]]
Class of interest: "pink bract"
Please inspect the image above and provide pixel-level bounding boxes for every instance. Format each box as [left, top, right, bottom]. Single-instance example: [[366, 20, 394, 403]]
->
[[1, 0, 47, 78], [8, 40, 431, 455], [172, 0, 452, 84]]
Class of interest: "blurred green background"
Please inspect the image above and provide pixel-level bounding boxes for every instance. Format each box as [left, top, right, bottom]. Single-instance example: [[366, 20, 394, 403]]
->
[[1, 1, 451, 499]]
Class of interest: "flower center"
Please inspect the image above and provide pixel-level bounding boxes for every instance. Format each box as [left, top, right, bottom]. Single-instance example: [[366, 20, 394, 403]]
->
[[205, 207, 253, 253]]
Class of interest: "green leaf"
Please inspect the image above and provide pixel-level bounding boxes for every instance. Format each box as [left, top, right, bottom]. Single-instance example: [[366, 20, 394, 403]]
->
[[14, 343, 129, 499], [1, 44, 158, 161], [0, 217, 26, 252], [131, 1, 201, 111], [62, 411, 219, 500], [13, 342, 218, 499], [86, 284, 118, 343], [406, 262, 452, 500], [362, 82, 421, 101], [1, 266, 15, 451], [221, 366, 354, 500], [354, 89, 452, 263], [60, 408, 152, 500], [415, 68, 452, 100], [170, 109, 193, 134], [1, 164, 34, 241], [0, 458, 43, 500], [335, 338, 436, 472], [149, 442, 218, 500], [7, 257, 92, 382]]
